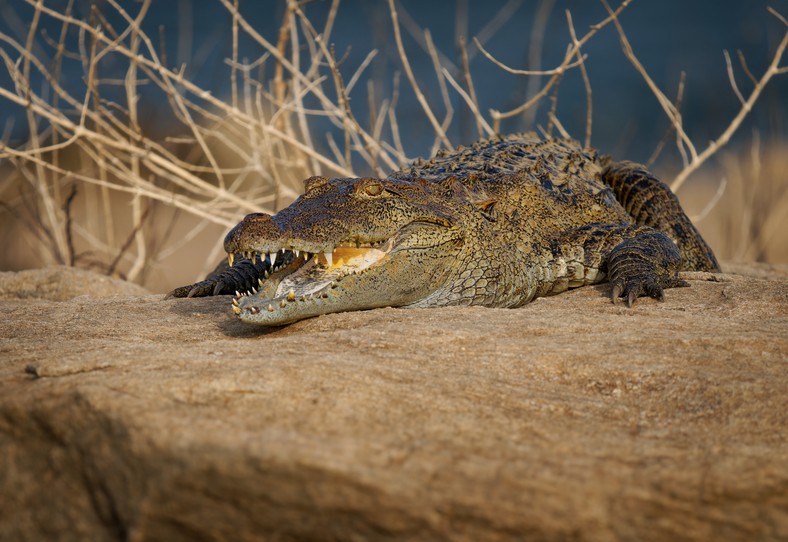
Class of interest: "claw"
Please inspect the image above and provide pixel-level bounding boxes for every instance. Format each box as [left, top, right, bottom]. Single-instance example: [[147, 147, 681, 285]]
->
[[626, 289, 637, 307], [611, 283, 623, 303]]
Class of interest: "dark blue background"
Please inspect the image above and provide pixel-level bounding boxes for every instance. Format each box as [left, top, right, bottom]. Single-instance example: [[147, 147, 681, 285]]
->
[[1, 0, 785, 167]]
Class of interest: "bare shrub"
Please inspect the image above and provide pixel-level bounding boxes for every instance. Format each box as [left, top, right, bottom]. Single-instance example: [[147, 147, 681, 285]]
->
[[0, 0, 785, 291]]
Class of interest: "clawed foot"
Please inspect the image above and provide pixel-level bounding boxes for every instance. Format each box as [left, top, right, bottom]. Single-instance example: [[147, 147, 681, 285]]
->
[[607, 232, 686, 307], [166, 277, 238, 299], [166, 258, 265, 299]]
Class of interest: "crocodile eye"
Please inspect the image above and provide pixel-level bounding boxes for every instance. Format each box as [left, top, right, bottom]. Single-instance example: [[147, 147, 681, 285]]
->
[[364, 182, 383, 196]]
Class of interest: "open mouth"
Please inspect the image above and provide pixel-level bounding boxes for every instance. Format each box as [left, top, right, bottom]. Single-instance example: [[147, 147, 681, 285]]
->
[[230, 238, 393, 317]]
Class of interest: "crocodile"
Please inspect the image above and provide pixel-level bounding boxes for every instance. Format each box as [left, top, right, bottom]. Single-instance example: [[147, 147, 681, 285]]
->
[[168, 133, 720, 325]]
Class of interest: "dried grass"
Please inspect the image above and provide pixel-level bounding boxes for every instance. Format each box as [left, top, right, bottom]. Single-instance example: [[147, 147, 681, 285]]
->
[[683, 138, 788, 265], [0, 0, 786, 291]]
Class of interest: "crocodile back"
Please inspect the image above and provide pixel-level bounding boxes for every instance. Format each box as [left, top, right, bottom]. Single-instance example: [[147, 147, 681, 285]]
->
[[389, 133, 630, 234]]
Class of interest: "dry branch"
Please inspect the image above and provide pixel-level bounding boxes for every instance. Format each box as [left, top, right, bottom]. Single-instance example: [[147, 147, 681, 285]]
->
[[602, 0, 788, 191], [387, 0, 453, 151]]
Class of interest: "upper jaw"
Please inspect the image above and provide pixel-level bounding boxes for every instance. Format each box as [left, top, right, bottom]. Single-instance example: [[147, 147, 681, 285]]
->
[[223, 209, 395, 264], [226, 236, 390, 269]]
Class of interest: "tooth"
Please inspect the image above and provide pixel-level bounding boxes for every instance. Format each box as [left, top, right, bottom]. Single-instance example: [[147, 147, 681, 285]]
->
[[267, 304, 274, 312], [258, 278, 264, 287], [232, 298, 239, 306], [264, 270, 269, 278], [287, 289, 295, 301], [228, 253, 235, 267], [323, 251, 333, 267], [235, 290, 241, 298], [232, 305, 241, 315], [252, 287, 258, 294], [280, 299, 287, 308], [294, 249, 300, 258], [269, 252, 277, 267], [249, 306, 259, 315]]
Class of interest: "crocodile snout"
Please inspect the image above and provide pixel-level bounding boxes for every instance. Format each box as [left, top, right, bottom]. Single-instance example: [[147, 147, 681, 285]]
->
[[224, 212, 280, 255]]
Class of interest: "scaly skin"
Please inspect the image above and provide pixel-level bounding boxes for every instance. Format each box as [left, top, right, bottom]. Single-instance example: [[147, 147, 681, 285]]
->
[[168, 133, 720, 325]]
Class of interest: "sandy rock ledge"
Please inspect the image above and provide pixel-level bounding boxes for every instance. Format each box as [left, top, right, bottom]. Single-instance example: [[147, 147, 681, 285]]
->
[[0, 265, 786, 541]]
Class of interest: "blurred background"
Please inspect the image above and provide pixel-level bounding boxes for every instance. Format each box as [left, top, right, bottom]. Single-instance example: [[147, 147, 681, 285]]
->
[[1, 0, 786, 292]]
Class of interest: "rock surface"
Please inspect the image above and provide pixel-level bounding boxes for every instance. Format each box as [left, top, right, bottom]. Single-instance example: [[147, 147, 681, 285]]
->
[[0, 264, 786, 541], [0, 266, 149, 301]]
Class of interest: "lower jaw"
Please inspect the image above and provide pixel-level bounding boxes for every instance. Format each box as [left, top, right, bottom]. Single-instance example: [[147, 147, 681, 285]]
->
[[237, 295, 333, 325], [237, 281, 375, 326], [235, 247, 391, 324]]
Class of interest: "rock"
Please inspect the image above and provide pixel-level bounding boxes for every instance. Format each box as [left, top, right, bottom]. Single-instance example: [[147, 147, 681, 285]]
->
[[0, 265, 786, 541], [0, 266, 149, 301]]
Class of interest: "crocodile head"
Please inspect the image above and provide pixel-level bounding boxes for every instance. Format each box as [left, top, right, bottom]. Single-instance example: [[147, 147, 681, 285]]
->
[[225, 176, 468, 325]]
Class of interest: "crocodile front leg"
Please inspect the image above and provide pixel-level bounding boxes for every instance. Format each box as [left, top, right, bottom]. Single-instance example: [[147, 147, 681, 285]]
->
[[543, 223, 686, 306], [166, 257, 268, 298]]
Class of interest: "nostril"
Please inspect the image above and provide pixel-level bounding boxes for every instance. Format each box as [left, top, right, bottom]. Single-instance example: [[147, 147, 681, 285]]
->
[[303, 176, 329, 193], [243, 212, 270, 221]]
